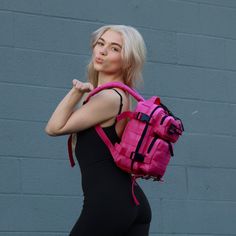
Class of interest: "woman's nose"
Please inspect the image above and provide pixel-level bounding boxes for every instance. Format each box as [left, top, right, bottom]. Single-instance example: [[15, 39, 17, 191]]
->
[[99, 47, 108, 56]]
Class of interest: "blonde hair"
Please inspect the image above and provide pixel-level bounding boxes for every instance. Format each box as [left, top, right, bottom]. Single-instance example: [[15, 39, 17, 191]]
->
[[87, 25, 146, 88]]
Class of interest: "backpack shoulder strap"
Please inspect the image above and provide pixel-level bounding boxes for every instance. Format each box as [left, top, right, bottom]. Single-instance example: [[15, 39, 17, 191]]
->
[[84, 81, 144, 104]]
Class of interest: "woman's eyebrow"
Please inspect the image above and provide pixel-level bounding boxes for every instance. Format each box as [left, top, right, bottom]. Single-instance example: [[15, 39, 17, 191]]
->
[[99, 37, 122, 49]]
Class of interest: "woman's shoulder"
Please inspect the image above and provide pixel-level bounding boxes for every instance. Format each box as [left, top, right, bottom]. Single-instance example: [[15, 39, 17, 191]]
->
[[92, 87, 128, 103]]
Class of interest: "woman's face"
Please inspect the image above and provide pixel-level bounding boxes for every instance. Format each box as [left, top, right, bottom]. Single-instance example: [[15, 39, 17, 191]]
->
[[92, 29, 123, 75]]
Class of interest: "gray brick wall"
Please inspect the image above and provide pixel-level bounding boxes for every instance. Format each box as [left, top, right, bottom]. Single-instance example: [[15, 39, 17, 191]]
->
[[0, 0, 235, 235]]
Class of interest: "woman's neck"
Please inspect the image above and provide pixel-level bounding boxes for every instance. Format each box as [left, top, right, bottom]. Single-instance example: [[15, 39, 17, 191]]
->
[[97, 72, 124, 86]]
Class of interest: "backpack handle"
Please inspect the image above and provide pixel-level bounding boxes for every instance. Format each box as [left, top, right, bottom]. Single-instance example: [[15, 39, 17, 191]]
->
[[84, 82, 145, 103]]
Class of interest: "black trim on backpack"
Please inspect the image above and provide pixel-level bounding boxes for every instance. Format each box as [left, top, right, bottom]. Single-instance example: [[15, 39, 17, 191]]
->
[[130, 105, 161, 171], [168, 141, 174, 156], [147, 137, 158, 154]]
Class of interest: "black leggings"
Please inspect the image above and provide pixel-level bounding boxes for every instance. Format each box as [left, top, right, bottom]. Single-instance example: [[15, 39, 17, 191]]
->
[[69, 183, 151, 236], [70, 220, 150, 236]]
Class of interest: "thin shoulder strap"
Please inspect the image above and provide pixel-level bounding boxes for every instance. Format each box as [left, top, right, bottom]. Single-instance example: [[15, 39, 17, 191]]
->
[[111, 88, 123, 115]]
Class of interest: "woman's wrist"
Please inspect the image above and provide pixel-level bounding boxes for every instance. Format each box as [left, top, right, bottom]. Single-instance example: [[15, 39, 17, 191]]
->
[[71, 86, 84, 95]]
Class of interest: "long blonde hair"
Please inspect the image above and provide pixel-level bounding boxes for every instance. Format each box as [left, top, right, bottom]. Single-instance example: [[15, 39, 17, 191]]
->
[[87, 25, 146, 88]]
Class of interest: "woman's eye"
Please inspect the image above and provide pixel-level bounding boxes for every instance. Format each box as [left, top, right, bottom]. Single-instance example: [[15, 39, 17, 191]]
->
[[97, 41, 104, 46], [111, 47, 119, 52]]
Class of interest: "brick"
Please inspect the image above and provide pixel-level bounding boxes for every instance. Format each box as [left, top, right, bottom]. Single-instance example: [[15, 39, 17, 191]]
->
[[139, 28, 177, 64], [21, 158, 82, 195], [174, 133, 236, 168], [138, 166, 187, 200], [161, 98, 236, 136], [0, 195, 82, 231], [188, 167, 236, 201], [0, 157, 21, 193], [40, 0, 100, 21], [143, 62, 236, 103], [0, 120, 67, 159], [199, 4, 236, 38], [14, 13, 98, 54], [148, 198, 163, 233], [12, 48, 89, 87], [104, 0, 200, 33], [177, 34, 225, 69], [183, 0, 236, 8], [41, 0, 200, 34], [0, 47, 14, 79], [225, 39, 236, 70], [162, 199, 236, 234], [0, 0, 41, 12], [149, 0, 200, 33], [0, 83, 68, 121], [0, 11, 13, 46], [0, 47, 89, 87], [0, 1, 6, 8]]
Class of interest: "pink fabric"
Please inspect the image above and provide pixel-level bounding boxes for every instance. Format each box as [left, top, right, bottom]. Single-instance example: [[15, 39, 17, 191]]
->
[[90, 82, 183, 182], [68, 81, 184, 205]]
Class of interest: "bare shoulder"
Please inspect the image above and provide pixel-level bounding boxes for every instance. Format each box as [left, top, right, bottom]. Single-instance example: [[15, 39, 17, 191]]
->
[[91, 87, 129, 105], [91, 88, 123, 105]]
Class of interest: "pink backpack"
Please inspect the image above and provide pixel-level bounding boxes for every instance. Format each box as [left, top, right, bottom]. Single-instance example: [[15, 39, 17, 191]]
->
[[68, 82, 184, 205]]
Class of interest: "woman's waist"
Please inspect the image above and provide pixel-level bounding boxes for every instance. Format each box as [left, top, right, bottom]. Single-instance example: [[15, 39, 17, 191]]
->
[[80, 159, 131, 179], [80, 161, 132, 190], [79, 158, 115, 171]]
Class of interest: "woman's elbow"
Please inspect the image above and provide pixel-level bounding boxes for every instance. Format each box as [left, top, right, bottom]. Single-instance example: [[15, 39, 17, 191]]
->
[[44, 125, 58, 136]]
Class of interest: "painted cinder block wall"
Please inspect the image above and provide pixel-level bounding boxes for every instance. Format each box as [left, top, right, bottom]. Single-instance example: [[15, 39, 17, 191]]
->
[[0, 0, 236, 235]]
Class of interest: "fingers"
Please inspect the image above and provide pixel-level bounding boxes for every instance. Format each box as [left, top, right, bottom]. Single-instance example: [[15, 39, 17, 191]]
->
[[72, 79, 78, 86], [88, 83, 94, 91], [72, 79, 94, 93]]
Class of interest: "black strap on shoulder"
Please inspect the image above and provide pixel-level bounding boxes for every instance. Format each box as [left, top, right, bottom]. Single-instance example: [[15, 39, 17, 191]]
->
[[111, 88, 123, 115]]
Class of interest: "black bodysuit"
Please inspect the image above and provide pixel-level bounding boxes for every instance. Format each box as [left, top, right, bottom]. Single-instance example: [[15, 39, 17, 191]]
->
[[69, 89, 152, 236]]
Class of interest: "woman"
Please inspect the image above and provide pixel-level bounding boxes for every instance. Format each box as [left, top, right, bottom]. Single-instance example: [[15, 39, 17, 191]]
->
[[45, 25, 152, 236]]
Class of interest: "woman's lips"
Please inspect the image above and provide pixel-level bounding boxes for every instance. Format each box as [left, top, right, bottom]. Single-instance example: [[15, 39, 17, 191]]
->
[[95, 57, 104, 64]]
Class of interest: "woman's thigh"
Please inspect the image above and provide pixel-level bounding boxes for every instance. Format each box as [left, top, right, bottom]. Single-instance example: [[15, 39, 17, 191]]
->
[[69, 201, 136, 236], [124, 222, 150, 236]]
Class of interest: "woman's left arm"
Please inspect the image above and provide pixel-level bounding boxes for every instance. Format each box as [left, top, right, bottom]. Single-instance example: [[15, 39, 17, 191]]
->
[[45, 80, 93, 136], [45, 81, 121, 136]]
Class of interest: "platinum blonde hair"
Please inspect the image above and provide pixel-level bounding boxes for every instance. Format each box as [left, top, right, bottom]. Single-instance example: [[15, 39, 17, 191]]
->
[[87, 25, 146, 88]]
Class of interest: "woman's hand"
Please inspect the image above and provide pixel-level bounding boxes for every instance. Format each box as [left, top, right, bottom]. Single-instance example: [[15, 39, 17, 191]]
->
[[72, 79, 94, 93]]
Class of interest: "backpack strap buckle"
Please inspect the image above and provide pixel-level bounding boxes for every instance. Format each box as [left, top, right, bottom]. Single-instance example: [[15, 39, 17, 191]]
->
[[130, 152, 145, 175], [131, 152, 144, 162], [136, 112, 150, 123]]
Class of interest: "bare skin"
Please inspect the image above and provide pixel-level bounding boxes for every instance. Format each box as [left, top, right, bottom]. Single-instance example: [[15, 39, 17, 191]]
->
[[45, 30, 130, 137]]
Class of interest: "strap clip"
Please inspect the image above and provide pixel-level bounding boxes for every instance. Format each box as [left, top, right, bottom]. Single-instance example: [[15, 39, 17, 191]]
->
[[136, 112, 150, 123]]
